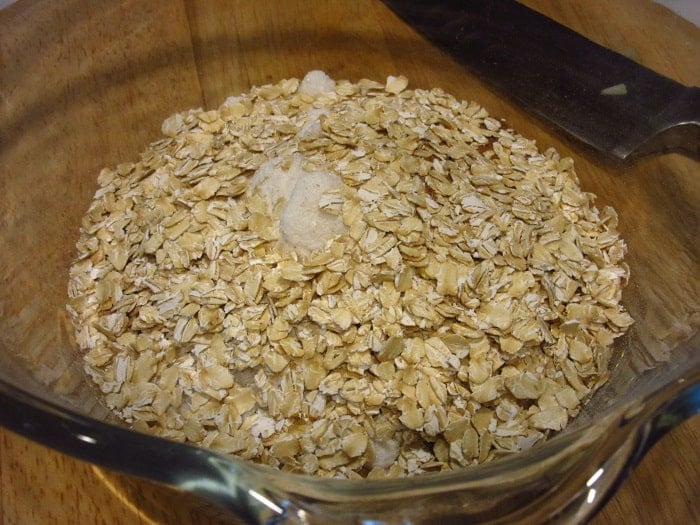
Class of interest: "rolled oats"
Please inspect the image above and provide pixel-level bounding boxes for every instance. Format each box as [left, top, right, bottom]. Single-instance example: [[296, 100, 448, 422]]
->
[[68, 71, 633, 478]]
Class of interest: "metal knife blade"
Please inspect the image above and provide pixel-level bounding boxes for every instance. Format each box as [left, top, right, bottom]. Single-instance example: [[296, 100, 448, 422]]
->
[[383, 0, 700, 160]]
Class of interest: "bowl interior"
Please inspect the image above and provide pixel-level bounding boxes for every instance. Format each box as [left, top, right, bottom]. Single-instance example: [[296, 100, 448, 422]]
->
[[0, 0, 698, 475]]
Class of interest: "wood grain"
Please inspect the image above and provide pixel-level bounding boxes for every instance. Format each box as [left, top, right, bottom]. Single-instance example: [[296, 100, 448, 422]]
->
[[0, 0, 698, 523]]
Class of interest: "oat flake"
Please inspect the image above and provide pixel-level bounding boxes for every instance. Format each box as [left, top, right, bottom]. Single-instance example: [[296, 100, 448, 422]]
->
[[67, 71, 633, 479]]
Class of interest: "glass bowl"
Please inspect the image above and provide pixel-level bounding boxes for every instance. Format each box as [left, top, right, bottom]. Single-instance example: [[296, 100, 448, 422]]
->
[[1, 1, 697, 523]]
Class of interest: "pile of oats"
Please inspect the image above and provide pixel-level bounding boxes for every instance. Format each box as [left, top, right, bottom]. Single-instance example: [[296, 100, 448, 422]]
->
[[67, 71, 633, 478]]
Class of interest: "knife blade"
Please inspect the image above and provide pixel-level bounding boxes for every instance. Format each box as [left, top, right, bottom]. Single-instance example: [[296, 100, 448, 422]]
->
[[383, 0, 700, 160]]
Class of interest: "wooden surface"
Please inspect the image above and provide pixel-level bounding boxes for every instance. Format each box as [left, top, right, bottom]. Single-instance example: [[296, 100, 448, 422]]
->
[[0, 0, 698, 523]]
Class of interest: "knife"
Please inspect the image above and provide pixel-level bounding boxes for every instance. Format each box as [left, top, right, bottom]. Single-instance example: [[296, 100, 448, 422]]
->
[[383, 0, 700, 160]]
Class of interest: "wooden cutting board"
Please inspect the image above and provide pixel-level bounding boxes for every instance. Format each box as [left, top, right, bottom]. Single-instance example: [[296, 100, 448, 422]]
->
[[0, 0, 698, 523]]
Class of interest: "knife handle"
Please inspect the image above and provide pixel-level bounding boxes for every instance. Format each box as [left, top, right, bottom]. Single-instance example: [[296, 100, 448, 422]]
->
[[622, 86, 700, 159]]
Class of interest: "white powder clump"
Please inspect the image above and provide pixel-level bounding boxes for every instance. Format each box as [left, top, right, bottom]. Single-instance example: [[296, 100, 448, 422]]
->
[[298, 107, 330, 140], [222, 94, 244, 106], [368, 437, 401, 469], [246, 71, 344, 254], [247, 155, 303, 211], [247, 153, 346, 254], [298, 70, 336, 95], [279, 169, 345, 253]]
